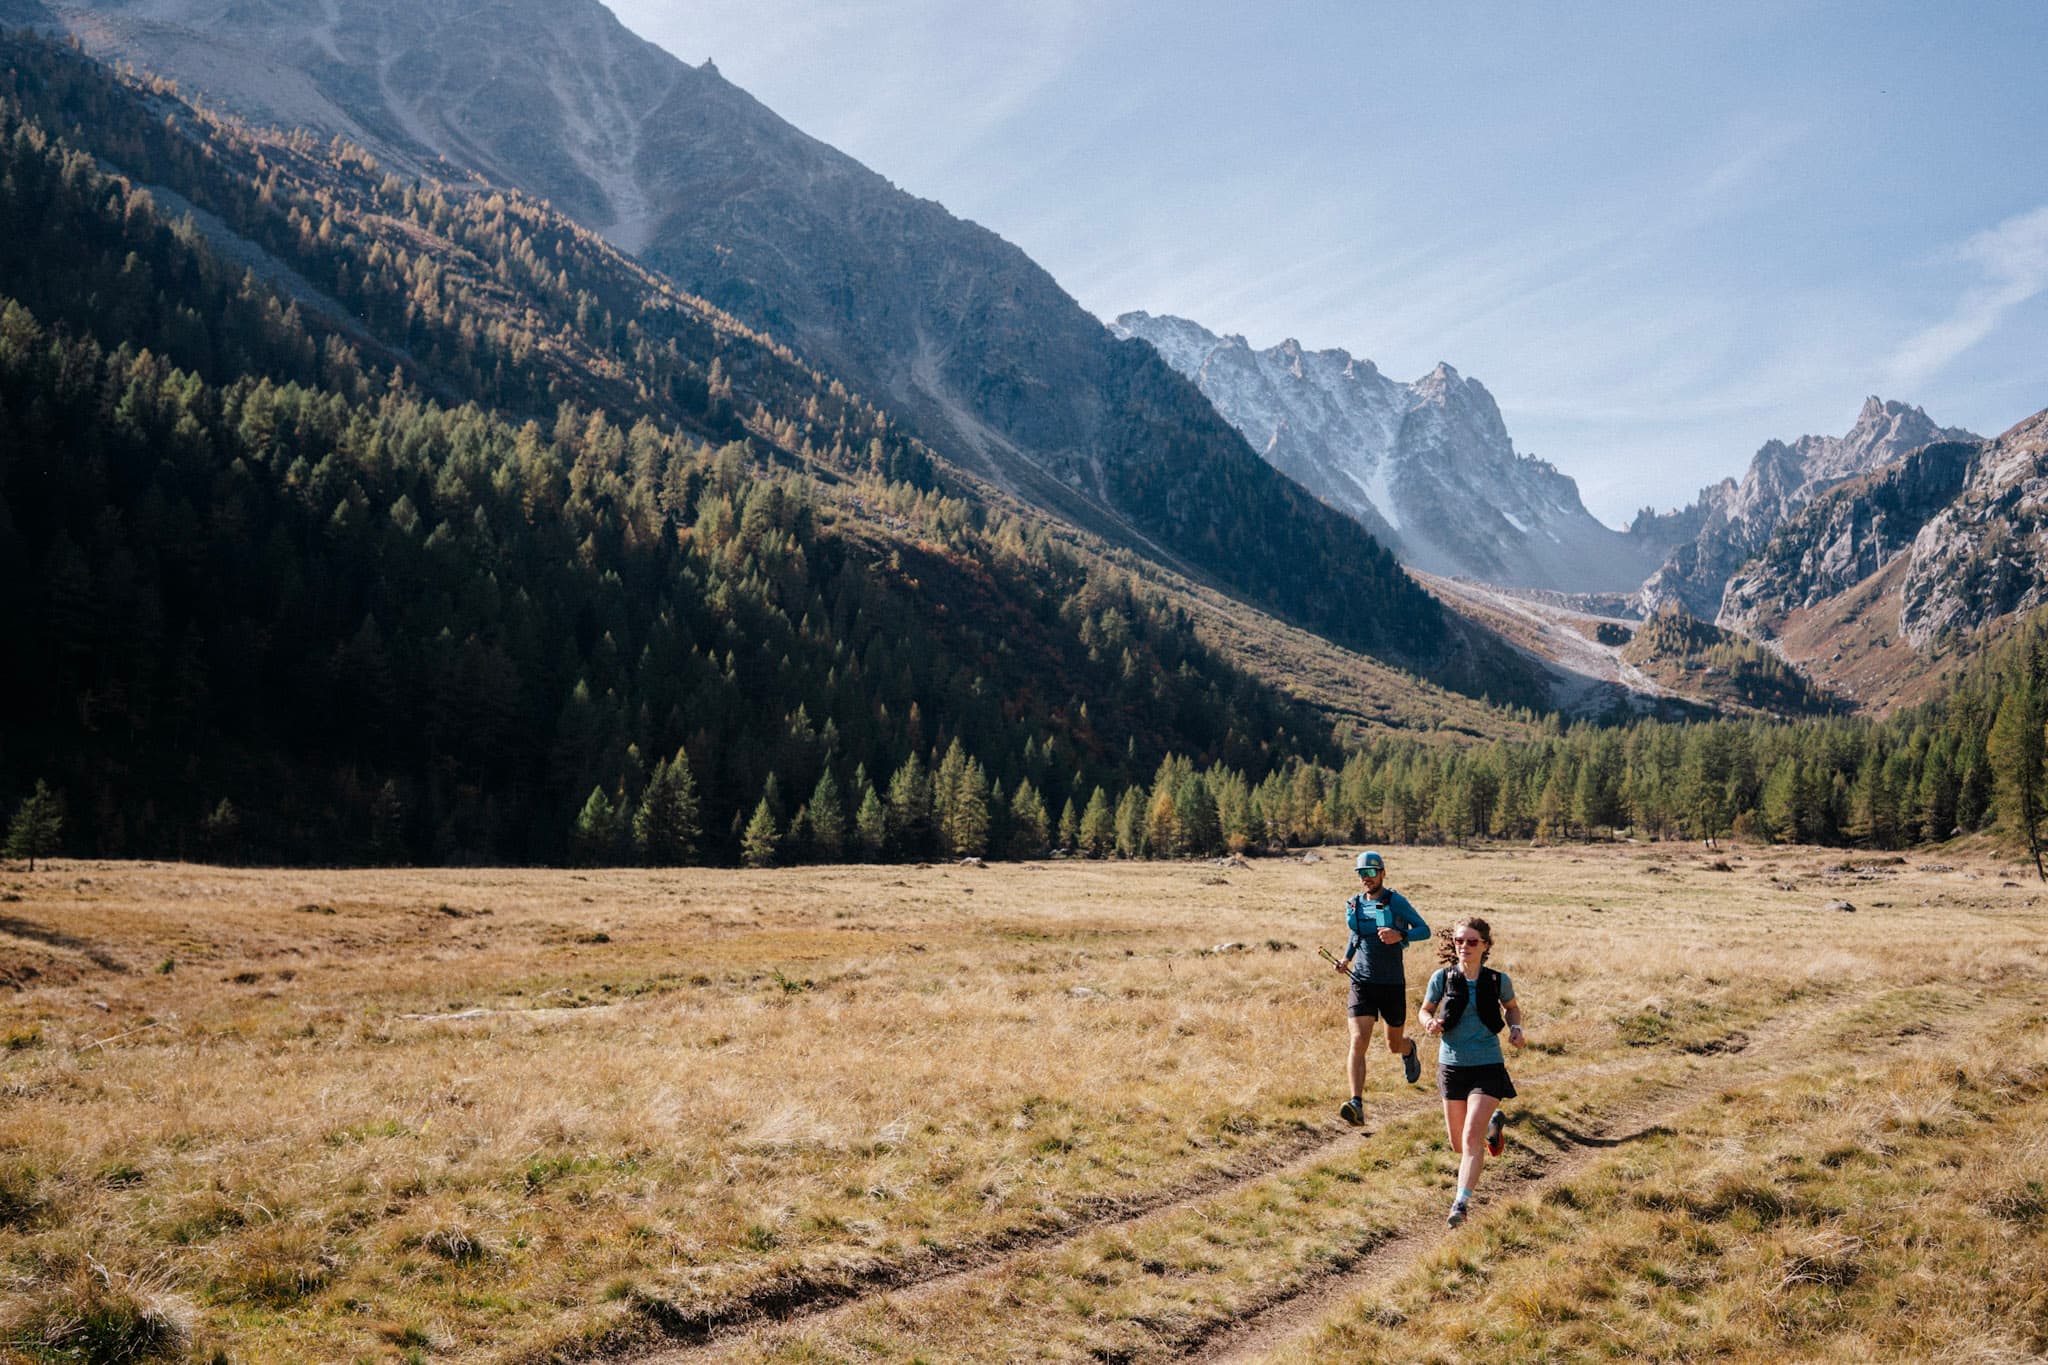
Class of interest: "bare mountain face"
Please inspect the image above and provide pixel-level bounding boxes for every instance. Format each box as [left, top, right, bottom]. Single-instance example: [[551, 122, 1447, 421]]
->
[[1111, 311, 1680, 592], [44, 0, 673, 247], [1638, 397, 1980, 620], [1718, 439, 1983, 639], [37, 0, 1487, 676], [1724, 407, 2048, 655]]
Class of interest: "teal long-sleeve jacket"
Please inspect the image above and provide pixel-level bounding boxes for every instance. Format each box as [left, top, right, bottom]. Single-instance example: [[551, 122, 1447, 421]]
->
[[1342, 889, 1430, 984]]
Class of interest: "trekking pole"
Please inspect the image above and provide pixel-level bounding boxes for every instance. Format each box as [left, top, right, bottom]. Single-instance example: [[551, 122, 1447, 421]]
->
[[1317, 946, 1345, 973]]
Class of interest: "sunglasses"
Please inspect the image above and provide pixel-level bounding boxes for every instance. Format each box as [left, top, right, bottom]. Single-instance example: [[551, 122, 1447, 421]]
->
[[1453, 936, 1484, 946]]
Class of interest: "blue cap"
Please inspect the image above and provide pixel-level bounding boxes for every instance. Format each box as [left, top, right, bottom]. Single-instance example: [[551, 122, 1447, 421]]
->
[[1355, 851, 1384, 873]]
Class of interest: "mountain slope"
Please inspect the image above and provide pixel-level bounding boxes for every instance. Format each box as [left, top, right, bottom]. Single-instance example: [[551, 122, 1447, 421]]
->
[[3, 30, 1534, 862], [38, 0, 1477, 678], [1111, 311, 1680, 591], [1638, 397, 1980, 620]]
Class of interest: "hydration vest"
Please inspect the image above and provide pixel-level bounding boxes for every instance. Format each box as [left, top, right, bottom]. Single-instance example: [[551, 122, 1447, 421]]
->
[[1345, 890, 1395, 938], [1438, 966, 1504, 1035]]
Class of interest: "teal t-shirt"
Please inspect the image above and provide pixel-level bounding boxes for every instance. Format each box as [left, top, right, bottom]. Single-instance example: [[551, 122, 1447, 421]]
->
[[1424, 966, 1516, 1067]]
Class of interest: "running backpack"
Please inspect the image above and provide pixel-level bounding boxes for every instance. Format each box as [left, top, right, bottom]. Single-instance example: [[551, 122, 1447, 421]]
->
[[1345, 891, 1396, 938], [1437, 966, 1504, 1034]]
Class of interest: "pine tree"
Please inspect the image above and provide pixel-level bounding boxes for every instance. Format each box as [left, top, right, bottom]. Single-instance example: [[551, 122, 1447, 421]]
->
[[634, 751, 701, 865], [368, 779, 406, 864], [1958, 751, 1993, 832], [785, 804, 813, 861], [1078, 786, 1115, 859], [1173, 773, 1221, 856], [807, 770, 845, 861], [1114, 787, 1147, 858], [1760, 758, 1799, 843], [1008, 779, 1049, 859], [1534, 769, 1569, 843], [933, 740, 968, 852], [885, 752, 932, 858], [1988, 675, 2047, 879], [741, 797, 780, 868], [199, 798, 241, 863], [1915, 743, 1958, 843], [1057, 797, 1080, 853], [1145, 786, 1178, 856], [854, 786, 888, 860], [1241, 789, 1271, 851], [5, 781, 63, 870], [944, 756, 991, 859], [1679, 728, 1738, 847], [570, 785, 621, 865]]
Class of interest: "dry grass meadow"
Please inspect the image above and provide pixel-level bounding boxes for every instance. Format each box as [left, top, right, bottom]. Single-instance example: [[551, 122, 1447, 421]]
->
[[4, 842, 2047, 1363]]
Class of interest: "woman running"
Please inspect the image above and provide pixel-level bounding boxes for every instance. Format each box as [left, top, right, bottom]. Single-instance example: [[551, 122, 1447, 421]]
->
[[1418, 915, 1524, 1227]]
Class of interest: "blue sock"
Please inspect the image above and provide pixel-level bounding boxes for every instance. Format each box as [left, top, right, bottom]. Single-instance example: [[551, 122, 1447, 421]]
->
[[1455, 1186, 1473, 1205]]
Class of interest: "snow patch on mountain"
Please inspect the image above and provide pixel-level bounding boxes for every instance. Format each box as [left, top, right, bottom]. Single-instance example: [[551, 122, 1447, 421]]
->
[[1112, 311, 1679, 591]]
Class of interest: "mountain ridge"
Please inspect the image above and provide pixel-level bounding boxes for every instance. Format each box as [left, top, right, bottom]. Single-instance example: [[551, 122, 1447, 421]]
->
[[1712, 406, 2048, 712], [1110, 309, 1679, 591], [1638, 395, 1981, 621]]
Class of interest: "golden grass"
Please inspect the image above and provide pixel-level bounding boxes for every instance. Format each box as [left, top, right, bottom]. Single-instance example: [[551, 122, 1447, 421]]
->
[[1, 842, 2043, 1362], [1281, 1029, 2048, 1362]]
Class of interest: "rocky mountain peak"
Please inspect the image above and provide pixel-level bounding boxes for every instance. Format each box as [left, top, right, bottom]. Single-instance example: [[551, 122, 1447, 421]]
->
[[1714, 402, 2046, 702], [1812, 396, 1962, 484], [1410, 360, 1465, 398], [1110, 311, 1684, 591], [1639, 398, 1983, 620]]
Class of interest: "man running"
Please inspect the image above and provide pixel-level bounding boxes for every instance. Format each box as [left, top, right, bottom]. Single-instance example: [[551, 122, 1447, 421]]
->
[[1332, 850, 1430, 1124]]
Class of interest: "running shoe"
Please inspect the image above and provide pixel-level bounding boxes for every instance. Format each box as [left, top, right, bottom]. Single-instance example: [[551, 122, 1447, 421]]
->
[[1338, 1097, 1364, 1126], [1446, 1199, 1468, 1228], [1486, 1109, 1506, 1157], [1402, 1039, 1421, 1085]]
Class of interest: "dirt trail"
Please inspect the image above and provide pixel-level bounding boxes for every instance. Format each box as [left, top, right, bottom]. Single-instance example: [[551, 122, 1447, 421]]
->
[[620, 1094, 1422, 1360], [623, 990, 1873, 1364], [1186, 989, 1979, 1363]]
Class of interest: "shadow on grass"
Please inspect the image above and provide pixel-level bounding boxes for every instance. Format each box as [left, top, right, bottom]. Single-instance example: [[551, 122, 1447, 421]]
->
[[1520, 1112, 1674, 1151], [0, 914, 127, 972]]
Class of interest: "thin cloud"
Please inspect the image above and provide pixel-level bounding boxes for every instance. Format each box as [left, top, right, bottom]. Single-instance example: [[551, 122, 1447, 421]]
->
[[1887, 204, 2048, 389], [615, 0, 1094, 187], [1684, 120, 1810, 208]]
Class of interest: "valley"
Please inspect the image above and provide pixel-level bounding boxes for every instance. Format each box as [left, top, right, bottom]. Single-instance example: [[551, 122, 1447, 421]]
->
[[2, 7, 2046, 1362]]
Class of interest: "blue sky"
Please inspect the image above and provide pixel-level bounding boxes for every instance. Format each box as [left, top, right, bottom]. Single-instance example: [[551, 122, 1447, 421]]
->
[[609, 1, 2047, 524]]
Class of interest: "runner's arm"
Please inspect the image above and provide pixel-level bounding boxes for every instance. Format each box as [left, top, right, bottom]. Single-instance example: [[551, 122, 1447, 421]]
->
[[1418, 968, 1446, 1031], [1501, 979, 1524, 1045], [1399, 902, 1431, 942]]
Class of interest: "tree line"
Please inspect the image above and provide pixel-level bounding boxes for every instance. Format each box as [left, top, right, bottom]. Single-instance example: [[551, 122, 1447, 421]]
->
[[670, 606, 2047, 868]]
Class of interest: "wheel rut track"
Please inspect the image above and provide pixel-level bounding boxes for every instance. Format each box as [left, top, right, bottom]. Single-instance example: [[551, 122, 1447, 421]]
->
[[615, 992, 1871, 1364], [606, 1118, 1344, 1361], [1183, 990, 1982, 1364]]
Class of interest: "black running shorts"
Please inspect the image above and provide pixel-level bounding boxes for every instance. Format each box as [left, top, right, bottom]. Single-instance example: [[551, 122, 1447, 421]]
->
[[1347, 980, 1407, 1025], [1438, 1062, 1517, 1102]]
